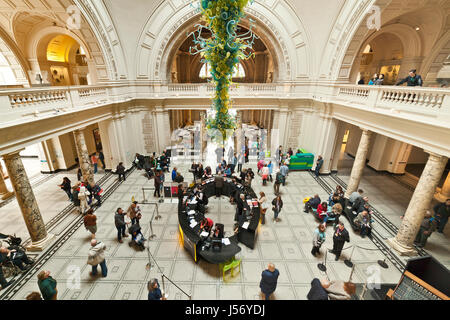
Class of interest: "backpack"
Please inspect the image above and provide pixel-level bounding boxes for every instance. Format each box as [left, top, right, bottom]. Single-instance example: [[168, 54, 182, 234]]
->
[[276, 173, 283, 184]]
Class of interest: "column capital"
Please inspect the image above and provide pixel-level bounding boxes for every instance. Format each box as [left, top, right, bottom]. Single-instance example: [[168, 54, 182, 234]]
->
[[359, 128, 372, 135], [2, 148, 24, 159], [424, 150, 447, 160]]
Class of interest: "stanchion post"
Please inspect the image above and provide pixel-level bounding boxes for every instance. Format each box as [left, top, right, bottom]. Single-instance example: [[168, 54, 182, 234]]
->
[[318, 249, 327, 272], [344, 246, 355, 268], [378, 247, 390, 269], [348, 264, 355, 282], [155, 201, 161, 220]]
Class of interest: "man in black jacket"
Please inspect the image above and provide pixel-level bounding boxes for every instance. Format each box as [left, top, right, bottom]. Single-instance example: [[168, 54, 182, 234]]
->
[[114, 208, 128, 243], [304, 194, 321, 213], [396, 69, 423, 86], [329, 222, 350, 261], [434, 199, 450, 233], [116, 162, 126, 181], [307, 278, 329, 300]]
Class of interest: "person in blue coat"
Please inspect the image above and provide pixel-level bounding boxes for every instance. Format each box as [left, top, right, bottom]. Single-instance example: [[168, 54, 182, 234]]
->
[[259, 263, 279, 300], [307, 278, 329, 300], [171, 167, 177, 182]]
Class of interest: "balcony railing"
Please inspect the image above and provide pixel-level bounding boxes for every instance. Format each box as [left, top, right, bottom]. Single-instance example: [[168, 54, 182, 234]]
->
[[0, 82, 448, 126]]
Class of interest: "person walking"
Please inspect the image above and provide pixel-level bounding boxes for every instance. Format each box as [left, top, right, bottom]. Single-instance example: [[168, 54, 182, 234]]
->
[[311, 224, 326, 257], [37, 271, 57, 300], [329, 222, 350, 261], [58, 177, 73, 201], [231, 153, 237, 173], [272, 195, 283, 222], [259, 263, 279, 300], [171, 167, 177, 182], [274, 169, 283, 195], [83, 208, 97, 239], [114, 208, 128, 243], [91, 153, 99, 174], [258, 192, 268, 225], [315, 155, 323, 177], [154, 171, 161, 198], [116, 162, 126, 182], [433, 199, 450, 233], [87, 239, 107, 277]]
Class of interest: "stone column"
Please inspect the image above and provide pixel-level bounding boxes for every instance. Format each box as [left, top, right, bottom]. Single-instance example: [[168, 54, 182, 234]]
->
[[3, 151, 53, 251], [73, 129, 95, 186], [344, 129, 372, 198], [0, 161, 13, 200], [435, 171, 450, 203], [388, 152, 447, 255]]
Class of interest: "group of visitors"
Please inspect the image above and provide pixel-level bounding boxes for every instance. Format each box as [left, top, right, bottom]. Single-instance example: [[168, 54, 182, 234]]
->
[[59, 176, 103, 213], [358, 69, 423, 87]]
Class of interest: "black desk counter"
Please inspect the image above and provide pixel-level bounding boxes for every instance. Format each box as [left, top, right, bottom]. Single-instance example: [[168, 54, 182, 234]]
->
[[178, 177, 260, 263]]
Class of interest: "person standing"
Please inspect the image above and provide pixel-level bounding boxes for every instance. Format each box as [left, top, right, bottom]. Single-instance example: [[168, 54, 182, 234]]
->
[[261, 164, 269, 186], [258, 192, 268, 225], [98, 150, 106, 169], [87, 239, 107, 277], [259, 263, 279, 300], [91, 153, 99, 174], [83, 208, 97, 239], [315, 155, 323, 177], [171, 167, 177, 182], [414, 212, 437, 248], [272, 195, 283, 222], [58, 177, 73, 201], [311, 224, 326, 257], [215, 175, 224, 198], [280, 162, 289, 186], [37, 271, 57, 300], [77, 167, 82, 181], [78, 185, 90, 214], [368, 73, 378, 85], [116, 162, 126, 182], [177, 184, 185, 213], [231, 153, 237, 173], [127, 201, 141, 225], [274, 169, 283, 195], [237, 152, 244, 173], [148, 278, 167, 300], [277, 146, 283, 166], [267, 161, 273, 182], [433, 199, 450, 233], [329, 222, 350, 261], [154, 171, 161, 198], [114, 208, 128, 243]]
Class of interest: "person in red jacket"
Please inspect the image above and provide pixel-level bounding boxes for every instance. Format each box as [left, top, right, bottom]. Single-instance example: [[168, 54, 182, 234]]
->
[[200, 217, 214, 233], [316, 202, 328, 222]]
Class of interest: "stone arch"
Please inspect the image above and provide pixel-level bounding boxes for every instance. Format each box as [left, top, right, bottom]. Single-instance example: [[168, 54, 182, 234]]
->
[[11, 11, 109, 83], [421, 31, 450, 84], [0, 27, 30, 86], [347, 24, 422, 82], [135, 0, 311, 82]]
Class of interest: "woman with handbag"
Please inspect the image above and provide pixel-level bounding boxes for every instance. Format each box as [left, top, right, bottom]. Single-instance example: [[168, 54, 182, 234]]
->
[[258, 192, 268, 224], [272, 195, 283, 223]]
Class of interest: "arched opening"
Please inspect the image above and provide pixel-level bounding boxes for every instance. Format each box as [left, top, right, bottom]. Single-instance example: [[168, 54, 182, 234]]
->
[[357, 33, 404, 85], [37, 34, 90, 86], [169, 25, 273, 83], [0, 52, 18, 85]]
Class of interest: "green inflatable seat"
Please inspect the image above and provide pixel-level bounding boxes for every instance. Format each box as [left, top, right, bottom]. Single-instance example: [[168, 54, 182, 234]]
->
[[289, 149, 314, 170]]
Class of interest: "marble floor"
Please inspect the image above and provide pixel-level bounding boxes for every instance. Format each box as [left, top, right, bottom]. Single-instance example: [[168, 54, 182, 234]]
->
[[1, 154, 448, 300]]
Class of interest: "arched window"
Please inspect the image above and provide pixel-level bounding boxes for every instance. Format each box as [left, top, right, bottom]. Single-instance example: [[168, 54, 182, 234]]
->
[[0, 52, 17, 85], [199, 62, 246, 79]]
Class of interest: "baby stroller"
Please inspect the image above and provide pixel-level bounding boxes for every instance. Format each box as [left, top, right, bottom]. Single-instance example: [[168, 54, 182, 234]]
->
[[128, 224, 146, 250], [0, 233, 25, 252]]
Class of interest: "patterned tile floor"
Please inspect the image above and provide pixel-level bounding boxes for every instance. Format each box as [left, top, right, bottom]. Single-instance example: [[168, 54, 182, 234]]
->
[[5, 156, 413, 300]]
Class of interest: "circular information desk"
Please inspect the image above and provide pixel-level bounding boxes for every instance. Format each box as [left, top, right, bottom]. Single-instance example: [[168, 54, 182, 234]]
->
[[178, 177, 260, 264]]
